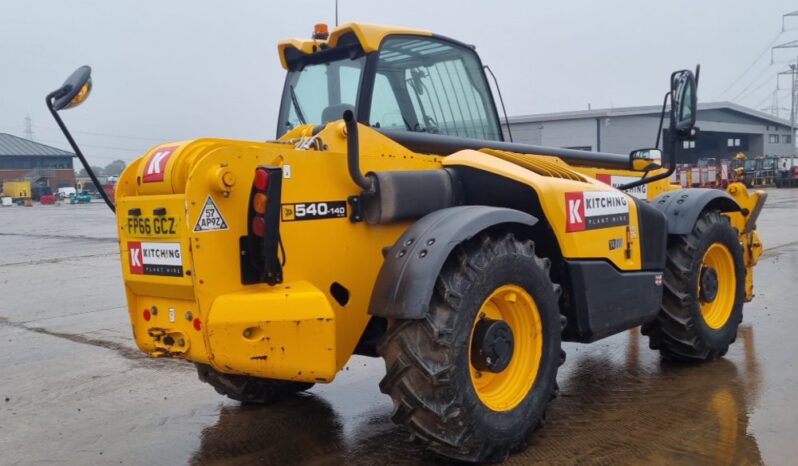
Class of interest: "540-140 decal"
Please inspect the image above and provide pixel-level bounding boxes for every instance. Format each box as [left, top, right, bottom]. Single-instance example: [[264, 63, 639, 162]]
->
[[281, 201, 347, 222]]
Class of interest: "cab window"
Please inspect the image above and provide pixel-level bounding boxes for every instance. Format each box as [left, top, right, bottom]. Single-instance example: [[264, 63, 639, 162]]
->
[[370, 36, 501, 140], [280, 55, 366, 134]]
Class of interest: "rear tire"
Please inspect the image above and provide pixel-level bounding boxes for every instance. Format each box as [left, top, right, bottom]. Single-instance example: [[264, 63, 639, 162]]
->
[[378, 232, 562, 463], [643, 210, 745, 361], [196, 363, 314, 404]]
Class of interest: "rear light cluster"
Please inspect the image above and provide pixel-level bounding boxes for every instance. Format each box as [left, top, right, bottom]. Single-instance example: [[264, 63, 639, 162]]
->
[[251, 168, 271, 237], [242, 166, 284, 285]]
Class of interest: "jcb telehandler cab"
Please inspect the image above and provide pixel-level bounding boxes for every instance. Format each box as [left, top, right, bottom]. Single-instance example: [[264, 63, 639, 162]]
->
[[48, 22, 766, 463]]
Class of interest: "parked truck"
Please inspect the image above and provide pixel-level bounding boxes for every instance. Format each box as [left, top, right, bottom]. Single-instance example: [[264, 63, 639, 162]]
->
[[1, 181, 32, 201]]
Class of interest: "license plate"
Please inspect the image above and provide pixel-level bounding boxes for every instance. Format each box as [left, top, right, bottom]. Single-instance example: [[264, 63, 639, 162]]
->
[[126, 216, 180, 237]]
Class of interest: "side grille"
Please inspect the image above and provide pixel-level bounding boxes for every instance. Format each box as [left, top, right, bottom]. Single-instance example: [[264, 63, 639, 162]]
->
[[481, 148, 588, 183]]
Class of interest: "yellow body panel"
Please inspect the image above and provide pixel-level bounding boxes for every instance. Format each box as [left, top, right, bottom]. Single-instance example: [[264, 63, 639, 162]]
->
[[117, 124, 443, 381], [278, 22, 432, 69], [443, 150, 644, 270], [207, 281, 336, 382]]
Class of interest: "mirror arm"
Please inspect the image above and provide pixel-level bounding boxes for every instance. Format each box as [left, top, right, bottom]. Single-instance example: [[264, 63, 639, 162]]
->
[[617, 159, 676, 191], [654, 91, 671, 150], [46, 92, 115, 213]]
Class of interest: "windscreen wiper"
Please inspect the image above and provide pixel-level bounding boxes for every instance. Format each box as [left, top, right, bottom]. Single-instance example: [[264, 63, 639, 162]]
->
[[289, 85, 306, 125]]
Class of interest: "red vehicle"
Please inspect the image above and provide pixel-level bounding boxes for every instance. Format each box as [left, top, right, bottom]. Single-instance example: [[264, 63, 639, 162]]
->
[[102, 183, 115, 201], [777, 165, 798, 188], [39, 194, 55, 204]]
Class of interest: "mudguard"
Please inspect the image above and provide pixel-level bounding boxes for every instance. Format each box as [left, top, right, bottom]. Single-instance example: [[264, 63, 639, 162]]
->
[[368, 206, 537, 319], [652, 188, 740, 235]]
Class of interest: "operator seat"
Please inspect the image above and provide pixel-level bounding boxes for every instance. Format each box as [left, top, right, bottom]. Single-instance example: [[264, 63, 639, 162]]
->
[[322, 103, 355, 124]]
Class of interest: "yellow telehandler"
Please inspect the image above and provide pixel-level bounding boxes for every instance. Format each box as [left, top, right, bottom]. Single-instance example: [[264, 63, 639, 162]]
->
[[47, 22, 765, 463]]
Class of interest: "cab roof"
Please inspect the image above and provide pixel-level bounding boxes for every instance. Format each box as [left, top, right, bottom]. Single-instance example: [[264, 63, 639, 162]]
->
[[277, 22, 432, 69]]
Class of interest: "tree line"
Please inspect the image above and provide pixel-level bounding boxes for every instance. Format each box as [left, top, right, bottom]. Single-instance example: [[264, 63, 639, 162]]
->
[[76, 159, 126, 177]]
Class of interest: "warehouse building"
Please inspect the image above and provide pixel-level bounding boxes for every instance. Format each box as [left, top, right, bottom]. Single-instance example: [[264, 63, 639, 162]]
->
[[0, 133, 75, 192], [505, 102, 795, 163]]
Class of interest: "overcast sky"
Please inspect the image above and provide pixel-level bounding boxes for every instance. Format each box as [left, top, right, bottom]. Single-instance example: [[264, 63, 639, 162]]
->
[[1, 0, 797, 165]]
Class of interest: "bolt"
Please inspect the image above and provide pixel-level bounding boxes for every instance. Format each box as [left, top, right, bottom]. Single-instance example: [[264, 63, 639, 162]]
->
[[178, 339, 185, 346], [185, 311, 193, 321], [419, 250, 428, 258], [150, 306, 158, 315], [479, 312, 486, 319], [475, 371, 482, 378], [243, 328, 252, 338], [427, 238, 435, 246], [223, 191, 229, 198]]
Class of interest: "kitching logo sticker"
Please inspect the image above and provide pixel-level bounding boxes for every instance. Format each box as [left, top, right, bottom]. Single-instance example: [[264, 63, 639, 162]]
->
[[596, 174, 647, 200], [142, 146, 178, 183], [194, 196, 229, 232], [128, 241, 183, 276], [565, 191, 630, 232]]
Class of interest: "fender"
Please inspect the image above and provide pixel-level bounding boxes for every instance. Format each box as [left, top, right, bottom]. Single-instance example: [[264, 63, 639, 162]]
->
[[652, 188, 740, 235], [369, 206, 537, 319]]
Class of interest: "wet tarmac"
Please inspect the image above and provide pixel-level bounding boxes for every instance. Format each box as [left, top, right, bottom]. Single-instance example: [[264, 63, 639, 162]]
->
[[1, 189, 797, 465]]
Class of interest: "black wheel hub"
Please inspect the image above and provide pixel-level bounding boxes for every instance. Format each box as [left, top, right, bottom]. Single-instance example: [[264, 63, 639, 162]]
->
[[471, 318, 514, 373], [700, 266, 719, 302]]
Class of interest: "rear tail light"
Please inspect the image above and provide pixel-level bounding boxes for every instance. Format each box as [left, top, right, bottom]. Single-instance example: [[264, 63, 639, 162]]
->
[[242, 166, 284, 285], [253, 168, 269, 191], [251, 216, 266, 236]]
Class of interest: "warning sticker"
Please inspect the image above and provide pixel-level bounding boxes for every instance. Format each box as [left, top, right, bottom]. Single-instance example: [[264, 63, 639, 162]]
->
[[596, 174, 647, 200], [565, 191, 630, 232], [194, 196, 229, 232], [128, 241, 183, 276]]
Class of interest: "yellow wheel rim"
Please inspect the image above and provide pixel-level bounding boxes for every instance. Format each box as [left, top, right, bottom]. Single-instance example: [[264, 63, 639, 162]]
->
[[699, 243, 736, 329], [469, 284, 543, 412]]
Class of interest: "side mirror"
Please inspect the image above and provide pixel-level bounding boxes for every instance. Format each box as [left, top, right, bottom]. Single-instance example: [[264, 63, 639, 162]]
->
[[630, 148, 662, 172], [50, 66, 93, 111], [670, 67, 698, 138]]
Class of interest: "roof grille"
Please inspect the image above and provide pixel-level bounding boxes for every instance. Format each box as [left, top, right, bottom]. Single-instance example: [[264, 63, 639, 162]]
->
[[480, 149, 587, 182]]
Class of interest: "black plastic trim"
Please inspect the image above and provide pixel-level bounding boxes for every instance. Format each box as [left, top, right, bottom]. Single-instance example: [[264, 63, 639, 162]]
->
[[633, 198, 667, 270], [651, 188, 740, 235], [369, 206, 537, 319], [562, 259, 662, 343]]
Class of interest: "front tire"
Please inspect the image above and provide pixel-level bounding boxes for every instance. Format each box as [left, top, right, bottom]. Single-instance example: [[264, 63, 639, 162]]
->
[[196, 363, 314, 404], [378, 232, 562, 463], [643, 210, 745, 361]]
